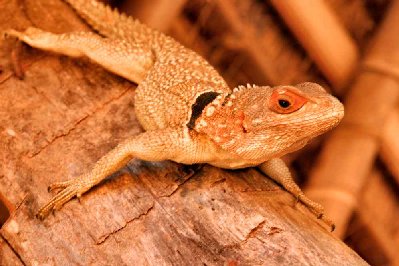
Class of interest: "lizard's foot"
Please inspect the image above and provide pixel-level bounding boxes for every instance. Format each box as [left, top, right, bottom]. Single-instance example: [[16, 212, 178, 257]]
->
[[36, 175, 90, 220], [297, 193, 335, 231], [259, 160, 336, 232], [4, 28, 54, 79], [3, 27, 47, 42]]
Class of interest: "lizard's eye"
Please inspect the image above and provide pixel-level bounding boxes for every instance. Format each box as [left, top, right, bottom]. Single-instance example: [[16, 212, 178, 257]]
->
[[269, 87, 308, 114], [278, 99, 291, 108]]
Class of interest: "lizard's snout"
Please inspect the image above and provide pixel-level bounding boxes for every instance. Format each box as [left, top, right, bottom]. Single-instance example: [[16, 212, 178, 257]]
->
[[322, 96, 345, 130], [331, 97, 345, 121]]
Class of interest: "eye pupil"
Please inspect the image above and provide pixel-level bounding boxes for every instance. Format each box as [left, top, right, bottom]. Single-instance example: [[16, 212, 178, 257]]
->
[[278, 99, 290, 108]]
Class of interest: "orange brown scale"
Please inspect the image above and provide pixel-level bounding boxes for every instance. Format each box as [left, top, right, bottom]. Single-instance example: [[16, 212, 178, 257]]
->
[[195, 99, 247, 145]]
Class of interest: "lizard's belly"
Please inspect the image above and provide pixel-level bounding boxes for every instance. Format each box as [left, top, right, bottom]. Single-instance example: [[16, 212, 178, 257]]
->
[[206, 145, 270, 169], [167, 131, 262, 169], [208, 158, 263, 169]]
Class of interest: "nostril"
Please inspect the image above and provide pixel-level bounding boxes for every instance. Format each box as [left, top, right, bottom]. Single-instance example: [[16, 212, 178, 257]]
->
[[0, 193, 12, 228]]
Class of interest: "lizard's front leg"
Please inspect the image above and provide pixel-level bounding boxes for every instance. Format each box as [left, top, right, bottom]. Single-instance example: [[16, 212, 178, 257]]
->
[[259, 158, 335, 231], [3, 27, 153, 83], [37, 128, 196, 219]]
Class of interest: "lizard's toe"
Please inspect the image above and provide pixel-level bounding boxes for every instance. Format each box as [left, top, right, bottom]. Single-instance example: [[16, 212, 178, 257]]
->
[[36, 203, 55, 220], [316, 213, 336, 232], [37, 180, 84, 219], [48, 179, 76, 192], [3, 27, 45, 43], [3, 29, 23, 39]]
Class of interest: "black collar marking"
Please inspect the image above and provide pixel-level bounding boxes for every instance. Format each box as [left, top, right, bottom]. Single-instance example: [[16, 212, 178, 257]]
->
[[187, 91, 220, 129]]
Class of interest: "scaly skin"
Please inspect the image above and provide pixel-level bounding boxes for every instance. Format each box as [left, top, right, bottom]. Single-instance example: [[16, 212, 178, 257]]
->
[[4, 0, 344, 231]]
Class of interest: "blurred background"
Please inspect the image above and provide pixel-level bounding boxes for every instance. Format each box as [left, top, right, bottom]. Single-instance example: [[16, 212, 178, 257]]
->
[[97, 0, 399, 265], [0, 0, 396, 264]]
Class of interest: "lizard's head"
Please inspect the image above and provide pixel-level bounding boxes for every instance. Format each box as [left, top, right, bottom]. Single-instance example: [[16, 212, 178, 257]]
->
[[194, 82, 344, 161]]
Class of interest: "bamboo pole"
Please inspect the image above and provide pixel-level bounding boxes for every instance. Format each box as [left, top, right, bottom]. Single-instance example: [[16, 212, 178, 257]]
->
[[305, 0, 399, 238], [380, 110, 399, 184], [355, 170, 399, 266], [213, 0, 280, 85], [119, 0, 187, 32], [270, 0, 359, 93]]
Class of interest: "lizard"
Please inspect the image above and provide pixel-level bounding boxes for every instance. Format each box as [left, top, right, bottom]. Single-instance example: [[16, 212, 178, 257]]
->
[[4, 0, 344, 231]]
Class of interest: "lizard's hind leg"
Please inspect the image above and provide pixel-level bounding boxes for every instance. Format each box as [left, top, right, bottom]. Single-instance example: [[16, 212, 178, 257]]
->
[[4, 27, 154, 83]]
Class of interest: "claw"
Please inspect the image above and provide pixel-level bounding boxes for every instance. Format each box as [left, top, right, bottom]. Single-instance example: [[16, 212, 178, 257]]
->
[[316, 213, 335, 232], [294, 193, 335, 231], [3, 29, 22, 39], [1, 31, 7, 40], [331, 224, 336, 232]]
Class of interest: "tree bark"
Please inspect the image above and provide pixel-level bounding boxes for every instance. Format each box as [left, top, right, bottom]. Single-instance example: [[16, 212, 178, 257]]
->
[[0, 0, 368, 265]]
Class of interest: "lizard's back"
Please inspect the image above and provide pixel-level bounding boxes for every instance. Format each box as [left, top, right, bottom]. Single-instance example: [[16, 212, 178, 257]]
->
[[65, 0, 231, 131]]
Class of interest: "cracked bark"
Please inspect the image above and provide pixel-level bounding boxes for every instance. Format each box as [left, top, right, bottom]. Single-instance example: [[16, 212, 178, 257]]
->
[[96, 202, 155, 245], [0, 0, 368, 265]]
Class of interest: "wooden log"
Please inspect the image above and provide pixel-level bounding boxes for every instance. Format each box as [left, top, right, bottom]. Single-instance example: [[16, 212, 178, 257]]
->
[[305, 0, 399, 238], [270, 0, 359, 93], [0, 236, 23, 266], [0, 0, 368, 265]]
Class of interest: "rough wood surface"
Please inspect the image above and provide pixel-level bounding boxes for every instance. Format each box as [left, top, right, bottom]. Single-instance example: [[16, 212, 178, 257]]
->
[[0, 236, 23, 266], [0, 1, 368, 265]]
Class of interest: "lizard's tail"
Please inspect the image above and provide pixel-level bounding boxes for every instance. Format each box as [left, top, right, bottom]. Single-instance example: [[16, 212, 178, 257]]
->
[[63, 0, 161, 45]]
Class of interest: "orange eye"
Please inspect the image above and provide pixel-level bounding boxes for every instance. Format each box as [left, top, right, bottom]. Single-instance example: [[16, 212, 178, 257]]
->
[[269, 88, 308, 114]]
